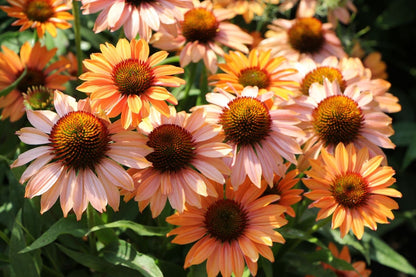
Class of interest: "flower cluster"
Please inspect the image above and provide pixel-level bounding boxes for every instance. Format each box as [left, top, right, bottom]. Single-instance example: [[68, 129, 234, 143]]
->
[[0, 0, 404, 276]]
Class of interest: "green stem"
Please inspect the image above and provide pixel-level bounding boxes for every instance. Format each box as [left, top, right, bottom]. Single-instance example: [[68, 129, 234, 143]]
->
[[178, 62, 197, 111], [158, 55, 180, 65], [86, 205, 97, 254], [71, 0, 83, 76]]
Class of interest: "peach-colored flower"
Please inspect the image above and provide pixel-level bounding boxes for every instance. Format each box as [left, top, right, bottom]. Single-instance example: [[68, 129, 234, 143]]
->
[[259, 16, 346, 62], [306, 242, 371, 277], [196, 86, 304, 189], [0, 42, 70, 122], [125, 106, 232, 218], [166, 179, 287, 277], [213, 0, 279, 23], [80, 0, 193, 40], [151, 0, 253, 73], [0, 0, 73, 38], [77, 38, 185, 129], [291, 78, 395, 170], [261, 163, 303, 217], [208, 48, 299, 99], [325, 0, 357, 26], [290, 56, 400, 113], [11, 91, 152, 220], [304, 143, 401, 239]]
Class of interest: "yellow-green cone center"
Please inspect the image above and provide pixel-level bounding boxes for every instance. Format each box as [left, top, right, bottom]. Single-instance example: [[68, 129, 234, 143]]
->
[[204, 199, 248, 242], [331, 173, 368, 208], [219, 97, 272, 146], [181, 8, 219, 43], [146, 124, 196, 173], [25, 0, 54, 22], [24, 85, 54, 110], [312, 95, 363, 146], [301, 66, 346, 95], [238, 67, 270, 89], [112, 58, 155, 96], [49, 111, 110, 170], [288, 17, 324, 54]]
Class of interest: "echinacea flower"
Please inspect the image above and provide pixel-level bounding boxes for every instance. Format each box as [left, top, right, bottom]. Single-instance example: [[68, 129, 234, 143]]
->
[[80, 0, 193, 40], [304, 143, 402, 239], [11, 91, 152, 220], [0, 0, 73, 38], [309, 242, 371, 277], [196, 86, 304, 189], [77, 38, 185, 129], [125, 106, 232, 217], [0, 42, 70, 122], [213, 0, 279, 23], [291, 78, 395, 170], [261, 163, 303, 217], [166, 179, 287, 277], [259, 16, 346, 62], [208, 49, 299, 99], [151, 0, 253, 73]]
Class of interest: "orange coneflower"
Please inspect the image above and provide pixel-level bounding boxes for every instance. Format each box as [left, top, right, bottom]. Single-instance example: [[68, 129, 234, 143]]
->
[[196, 86, 304, 189], [151, 0, 253, 73], [124, 106, 232, 218], [166, 179, 287, 277], [213, 0, 279, 23], [290, 78, 395, 170], [261, 163, 303, 217], [0, 42, 70, 122], [259, 16, 346, 62], [303, 143, 402, 239], [80, 0, 193, 40], [77, 38, 185, 129], [11, 91, 152, 220], [0, 0, 73, 38], [208, 48, 299, 99]]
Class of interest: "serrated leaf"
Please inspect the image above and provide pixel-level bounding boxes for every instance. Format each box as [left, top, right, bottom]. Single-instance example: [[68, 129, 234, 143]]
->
[[363, 233, 416, 276], [102, 240, 163, 277], [0, 67, 27, 97], [9, 210, 41, 277], [88, 220, 170, 237], [20, 215, 88, 253]]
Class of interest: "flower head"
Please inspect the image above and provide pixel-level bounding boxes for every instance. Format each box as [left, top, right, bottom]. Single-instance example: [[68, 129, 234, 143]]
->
[[77, 38, 185, 129], [11, 91, 152, 220], [151, 0, 253, 73], [0, 42, 70, 122], [259, 17, 346, 62], [291, 78, 395, 170], [1, 0, 73, 38], [125, 106, 232, 217], [197, 86, 304, 189], [213, 0, 279, 23], [80, 0, 193, 40], [304, 143, 402, 239], [209, 49, 299, 99], [166, 179, 287, 277]]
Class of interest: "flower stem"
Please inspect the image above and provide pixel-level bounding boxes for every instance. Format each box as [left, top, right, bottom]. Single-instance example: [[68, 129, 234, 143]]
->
[[86, 205, 97, 254], [71, 0, 83, 76], [179, 62, 197, 111]]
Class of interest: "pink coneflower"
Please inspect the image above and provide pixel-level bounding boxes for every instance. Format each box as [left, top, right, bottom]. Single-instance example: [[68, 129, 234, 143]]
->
[[291, 78, 395, 171], [125, 106, 232, 218], [151, 0, 253, 73], [11, 91, 152, 220], [80, 0, 193, 40], [259, 16, 346, 62], [166, 179, 287, 277], [196, 86, 304, 189]]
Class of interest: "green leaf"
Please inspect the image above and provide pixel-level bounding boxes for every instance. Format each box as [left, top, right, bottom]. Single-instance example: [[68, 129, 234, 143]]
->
[[0, 67, 27, 97], [401, 137, 416, 170], [9, 210, 41, 277], [102, 240, 163, 277], [325, 228, 370, 263], [375, 0, 416, 29], [363, 233, 416, 276], [56, 243, 111, 272], [391, 122, 416, 147], [88, 220, 170, 237], [20, 215, 88, 253]]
